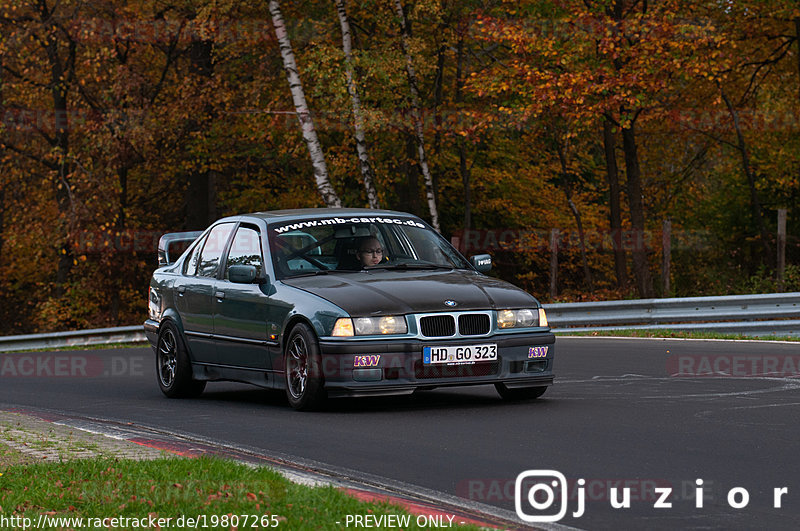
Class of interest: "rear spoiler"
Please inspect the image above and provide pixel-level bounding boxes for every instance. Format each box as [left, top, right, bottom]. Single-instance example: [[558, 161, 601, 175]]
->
[[158, 231, 203, 266]]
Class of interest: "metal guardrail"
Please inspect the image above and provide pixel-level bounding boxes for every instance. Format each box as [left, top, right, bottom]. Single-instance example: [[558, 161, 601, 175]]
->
[[545, 292, 800, 337], [0, 326, 146, 353], [0, 292, 798, 352]]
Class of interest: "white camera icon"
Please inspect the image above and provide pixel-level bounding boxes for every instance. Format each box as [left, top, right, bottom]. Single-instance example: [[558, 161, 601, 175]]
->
[[515, 470, 568, 523]]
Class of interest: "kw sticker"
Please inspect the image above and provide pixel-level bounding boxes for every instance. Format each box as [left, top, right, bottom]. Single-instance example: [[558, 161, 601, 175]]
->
[[528, 346, 549, 359], [354, 355, 381, 367]]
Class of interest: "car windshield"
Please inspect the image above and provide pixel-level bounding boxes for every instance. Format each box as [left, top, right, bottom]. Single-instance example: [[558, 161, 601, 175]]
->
[[268, 216, 471, 278]]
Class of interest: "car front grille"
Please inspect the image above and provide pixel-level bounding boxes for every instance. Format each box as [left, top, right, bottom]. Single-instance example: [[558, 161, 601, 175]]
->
[[458, 313, 490, 335], [419, 315, 456, 337], [415, 360, 500, 379], [418, 312, 491, 337]]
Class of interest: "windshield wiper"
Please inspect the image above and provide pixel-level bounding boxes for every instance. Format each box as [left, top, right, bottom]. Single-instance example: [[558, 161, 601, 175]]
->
[[369, 263, 453, 271], [285, 270, 329, 278]]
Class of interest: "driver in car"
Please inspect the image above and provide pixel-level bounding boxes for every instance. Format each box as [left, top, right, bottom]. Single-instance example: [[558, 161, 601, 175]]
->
[[357, 236, 384, 267]]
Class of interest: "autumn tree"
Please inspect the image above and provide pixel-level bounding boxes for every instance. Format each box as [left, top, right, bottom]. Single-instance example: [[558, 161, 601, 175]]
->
[[1, 0, 80, 296], [688, 1, 800, 269], [471, 0, 727, 298]]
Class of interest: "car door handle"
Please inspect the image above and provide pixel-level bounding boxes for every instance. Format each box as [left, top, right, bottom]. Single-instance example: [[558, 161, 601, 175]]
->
[[215, 291, 225, 300]]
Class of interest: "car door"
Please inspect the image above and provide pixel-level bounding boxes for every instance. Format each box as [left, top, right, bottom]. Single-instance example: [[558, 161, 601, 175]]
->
[[213, 223, 273, 369], [176, 222, 235, 364]]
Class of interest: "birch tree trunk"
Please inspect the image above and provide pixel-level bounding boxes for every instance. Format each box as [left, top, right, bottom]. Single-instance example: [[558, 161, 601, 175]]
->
[[392, 0, 440, 232], [269, 0, 341, 208], [334, 0, 379, 208]]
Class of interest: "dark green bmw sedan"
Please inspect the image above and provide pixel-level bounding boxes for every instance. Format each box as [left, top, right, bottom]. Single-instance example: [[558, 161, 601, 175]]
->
[[144, 208, 555, 410]]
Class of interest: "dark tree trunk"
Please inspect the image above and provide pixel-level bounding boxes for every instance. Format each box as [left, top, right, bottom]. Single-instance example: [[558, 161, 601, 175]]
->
[[720, 88, 773, 264], [556, 141, 594, 291], [455, 34, 471, 232], [459, 144, 471, 232], [110, 164, 130, 322], [620, 118, 655, 298], [432, 42, 446, 156], [567, 197, 594, 291], [402, 134, 420, 215], [602, 118, 628, 290], [0, 186, 5, 263], [796, 18, 800, 104], [118, 165, 128, 230], [431, 42, 447, 202], [185, 172, 216, 230], [185, 38, 217, 229], [0, 54, 4, 262], [605, 0, 651, 297], [43, 12, 76, 294]]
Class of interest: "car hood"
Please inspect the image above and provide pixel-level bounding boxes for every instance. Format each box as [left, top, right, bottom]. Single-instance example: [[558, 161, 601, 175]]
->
[[281, 269, 539, 316]]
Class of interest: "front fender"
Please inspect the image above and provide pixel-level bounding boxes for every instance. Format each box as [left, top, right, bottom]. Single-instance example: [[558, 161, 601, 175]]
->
[[274, 283, 349, 349]]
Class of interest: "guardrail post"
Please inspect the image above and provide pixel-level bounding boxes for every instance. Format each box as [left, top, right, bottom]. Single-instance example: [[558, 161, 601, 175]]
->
[[662, 218, 671, 297], [549, 228, 558, 299]]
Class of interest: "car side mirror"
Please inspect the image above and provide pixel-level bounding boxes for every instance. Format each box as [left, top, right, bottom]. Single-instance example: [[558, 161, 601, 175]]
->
[[228, 264, 258, 284], [470, 254, 492, 273]]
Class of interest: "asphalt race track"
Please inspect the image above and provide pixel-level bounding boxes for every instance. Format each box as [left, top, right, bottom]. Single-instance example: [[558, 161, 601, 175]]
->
[[1, 337, 798, 530]]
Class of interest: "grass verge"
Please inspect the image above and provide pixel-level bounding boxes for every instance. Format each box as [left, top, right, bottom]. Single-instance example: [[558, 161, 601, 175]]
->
[[0, 444, 35, 469], [0, 456, 484, 530], [556, 329, 800, 341]]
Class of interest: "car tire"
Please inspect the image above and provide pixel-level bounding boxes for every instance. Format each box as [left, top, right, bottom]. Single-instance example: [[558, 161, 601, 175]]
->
[[494, 383, 547, 401], [284, 323, 327, 411], [156, 321, 206, 398]]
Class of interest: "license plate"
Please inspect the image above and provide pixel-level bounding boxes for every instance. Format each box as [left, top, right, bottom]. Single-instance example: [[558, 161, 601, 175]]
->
[[423, 344, 497, 365]]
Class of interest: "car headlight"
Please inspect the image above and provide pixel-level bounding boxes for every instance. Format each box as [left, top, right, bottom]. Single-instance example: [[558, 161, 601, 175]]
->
[[332, 316, 407, 336], [497, 308, 540, 329]]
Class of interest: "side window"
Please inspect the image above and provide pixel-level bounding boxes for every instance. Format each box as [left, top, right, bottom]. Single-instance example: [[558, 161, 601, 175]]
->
[[225, 226, 264, 279], [183, 235, 207, 276], [197, 223, 235, 278]]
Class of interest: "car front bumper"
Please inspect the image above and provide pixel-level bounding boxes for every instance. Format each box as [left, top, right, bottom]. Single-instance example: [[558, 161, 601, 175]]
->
[[317, 332, 555, 397]]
